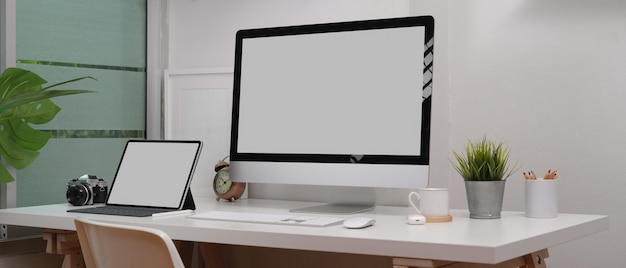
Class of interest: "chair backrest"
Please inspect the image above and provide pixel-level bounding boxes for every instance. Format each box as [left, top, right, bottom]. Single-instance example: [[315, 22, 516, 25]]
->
[[74, 218, 185, 268]]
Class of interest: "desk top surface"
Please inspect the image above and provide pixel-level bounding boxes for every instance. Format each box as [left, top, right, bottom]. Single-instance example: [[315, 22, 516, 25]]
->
[[0, 197, 609, 264]]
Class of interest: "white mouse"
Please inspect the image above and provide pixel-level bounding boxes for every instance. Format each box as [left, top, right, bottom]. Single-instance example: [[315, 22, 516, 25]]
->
[[343, 217, 375, 229]]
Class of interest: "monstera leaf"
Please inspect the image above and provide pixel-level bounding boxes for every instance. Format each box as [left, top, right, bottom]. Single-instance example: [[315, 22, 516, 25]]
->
[[0, 67, 95, 183]]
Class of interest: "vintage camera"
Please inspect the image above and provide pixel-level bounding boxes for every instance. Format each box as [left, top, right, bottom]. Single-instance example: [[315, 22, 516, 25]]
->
[[66, 174, 108, 206]]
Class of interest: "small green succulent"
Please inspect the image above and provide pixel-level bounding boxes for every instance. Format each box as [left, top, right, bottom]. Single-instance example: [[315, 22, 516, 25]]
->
[[452, 136, 519, 181]]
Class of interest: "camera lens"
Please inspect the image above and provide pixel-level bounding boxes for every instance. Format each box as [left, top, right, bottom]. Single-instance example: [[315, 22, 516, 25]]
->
[[66, 184, 91, 206]]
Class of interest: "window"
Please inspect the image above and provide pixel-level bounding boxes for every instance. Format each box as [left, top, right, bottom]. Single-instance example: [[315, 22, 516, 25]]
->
[[12, 0, 148, 207]]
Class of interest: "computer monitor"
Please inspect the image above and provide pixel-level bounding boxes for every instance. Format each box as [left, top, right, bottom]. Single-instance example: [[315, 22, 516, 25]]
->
[[229, 16, 434, 214]]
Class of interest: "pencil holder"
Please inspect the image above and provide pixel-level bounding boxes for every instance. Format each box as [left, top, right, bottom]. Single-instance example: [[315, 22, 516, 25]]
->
[[525, 179, 558, 218]]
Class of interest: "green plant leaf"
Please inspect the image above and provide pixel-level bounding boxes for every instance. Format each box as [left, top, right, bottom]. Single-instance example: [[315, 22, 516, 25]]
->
[[7, 117, 52, 151], [0, 90, 92, 114], [0, 162, 15, 184], [0, 67, 95, 183], [451, 136, 520, 181], [11, 99, 61, 124], [0, 123, 40, 170], [0, 67, 46, 98]]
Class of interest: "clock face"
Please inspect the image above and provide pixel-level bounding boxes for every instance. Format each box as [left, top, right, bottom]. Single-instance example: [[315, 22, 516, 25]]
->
[[214, 170, 232, 195]]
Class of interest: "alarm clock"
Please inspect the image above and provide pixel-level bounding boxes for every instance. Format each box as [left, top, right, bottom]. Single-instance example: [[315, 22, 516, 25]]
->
[[213, 160, 246, 201]]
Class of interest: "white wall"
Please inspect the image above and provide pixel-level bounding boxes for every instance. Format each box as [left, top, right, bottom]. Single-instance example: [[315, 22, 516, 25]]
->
[[167, 0, 622, 266], [448, 1, 624, 266], [169, 0, 410, 68]]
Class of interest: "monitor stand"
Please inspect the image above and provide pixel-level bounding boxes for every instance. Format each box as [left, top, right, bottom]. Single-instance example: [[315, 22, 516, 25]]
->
[[290, 186, 376, 214]]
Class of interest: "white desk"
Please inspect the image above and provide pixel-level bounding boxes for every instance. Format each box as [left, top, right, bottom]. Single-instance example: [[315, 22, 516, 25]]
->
[[0, 197, 608, 267]]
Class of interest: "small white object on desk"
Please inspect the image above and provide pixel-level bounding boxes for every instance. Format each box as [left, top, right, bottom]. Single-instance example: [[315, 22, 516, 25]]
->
[[152, 209, 193, 218], [342, 217, 375, 229], [407, 214, 426, 225]]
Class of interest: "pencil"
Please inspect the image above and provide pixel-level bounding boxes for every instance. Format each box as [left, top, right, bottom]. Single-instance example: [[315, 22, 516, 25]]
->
[[544, 169, 552, 180], [523, 172, 530, 180]]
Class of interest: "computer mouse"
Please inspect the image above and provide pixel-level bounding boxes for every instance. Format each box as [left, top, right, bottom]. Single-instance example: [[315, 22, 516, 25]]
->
[[343, 217, 375, 229]]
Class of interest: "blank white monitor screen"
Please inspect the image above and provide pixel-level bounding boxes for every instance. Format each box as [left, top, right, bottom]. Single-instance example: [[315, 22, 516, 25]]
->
[[106, 140, 202, 208], [230, 16, 434, 191], [238, 27, 423, 156]]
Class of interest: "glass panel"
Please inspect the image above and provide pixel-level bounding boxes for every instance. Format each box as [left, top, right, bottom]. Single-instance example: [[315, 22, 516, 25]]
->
[[15, 0, 146, 207], [16, 0, 145, 67], [14, 65, 146, 130]]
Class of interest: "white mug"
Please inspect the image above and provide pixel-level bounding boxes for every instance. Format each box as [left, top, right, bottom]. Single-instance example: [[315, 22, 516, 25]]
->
[[408, 188, 449, 217]]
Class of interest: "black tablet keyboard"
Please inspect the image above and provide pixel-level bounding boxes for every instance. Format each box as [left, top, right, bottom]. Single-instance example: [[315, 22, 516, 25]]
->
[[67, 206, 174, 217]]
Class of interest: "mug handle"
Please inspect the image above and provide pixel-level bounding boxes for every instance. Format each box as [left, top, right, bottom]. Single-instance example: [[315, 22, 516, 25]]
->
[[408, 192, 422, 214]]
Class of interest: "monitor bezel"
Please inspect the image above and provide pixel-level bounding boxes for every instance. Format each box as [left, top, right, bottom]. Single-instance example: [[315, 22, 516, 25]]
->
[[230, 16, 434, 167]]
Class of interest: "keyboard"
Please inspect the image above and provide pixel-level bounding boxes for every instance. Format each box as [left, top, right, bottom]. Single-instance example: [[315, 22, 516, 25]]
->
[[67, 206, 175, 217], [189, 211, 345, 227]]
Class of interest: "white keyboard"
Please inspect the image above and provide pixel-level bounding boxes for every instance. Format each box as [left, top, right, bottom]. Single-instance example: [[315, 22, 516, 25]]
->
[[189, 211, 345, 227]]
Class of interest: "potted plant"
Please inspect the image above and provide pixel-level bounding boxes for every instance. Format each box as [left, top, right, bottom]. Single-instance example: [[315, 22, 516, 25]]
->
[[0, 67, 94, 183], [452, 136, 518, 219]]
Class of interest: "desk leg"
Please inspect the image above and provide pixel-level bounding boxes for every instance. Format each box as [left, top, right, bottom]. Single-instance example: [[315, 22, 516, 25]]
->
[[174, 240, 196, 267], [198, 242, 225, 268], [42, 229, 85, 268], [392, 249, 549, 268], [523, 249, 549, 268]]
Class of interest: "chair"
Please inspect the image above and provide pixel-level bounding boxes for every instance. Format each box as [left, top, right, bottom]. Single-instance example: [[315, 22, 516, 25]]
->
[[74, 218, 185, 268]]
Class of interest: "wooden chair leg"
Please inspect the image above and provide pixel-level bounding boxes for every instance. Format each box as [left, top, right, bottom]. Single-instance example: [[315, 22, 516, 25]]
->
[[61, 251, 85, 268]]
